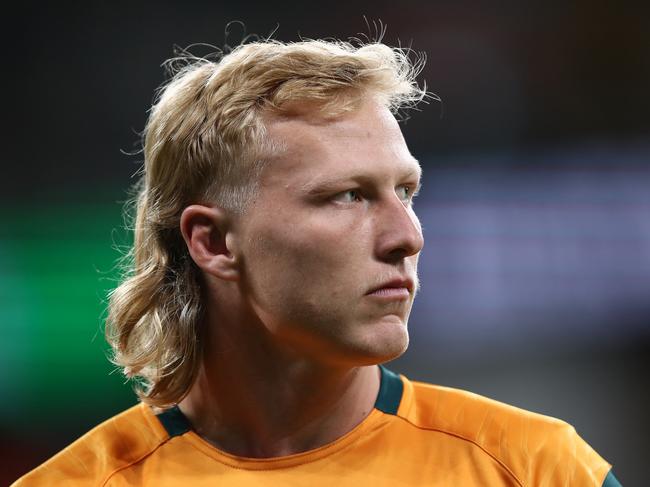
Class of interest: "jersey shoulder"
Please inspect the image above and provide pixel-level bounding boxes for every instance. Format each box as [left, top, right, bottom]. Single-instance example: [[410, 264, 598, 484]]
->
[[13, 403, 169, 487], [400, 377, 612, 486]]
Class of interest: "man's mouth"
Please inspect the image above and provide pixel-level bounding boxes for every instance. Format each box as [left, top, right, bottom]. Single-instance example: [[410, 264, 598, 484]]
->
[[366, 277, 414, 298]]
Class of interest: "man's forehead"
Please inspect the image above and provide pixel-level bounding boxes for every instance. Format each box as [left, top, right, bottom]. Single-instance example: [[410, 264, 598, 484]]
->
[[263, 101, 412, 169]]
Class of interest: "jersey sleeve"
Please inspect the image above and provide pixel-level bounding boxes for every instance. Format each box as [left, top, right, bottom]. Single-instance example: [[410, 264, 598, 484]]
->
[[525, 421, 614, 487]]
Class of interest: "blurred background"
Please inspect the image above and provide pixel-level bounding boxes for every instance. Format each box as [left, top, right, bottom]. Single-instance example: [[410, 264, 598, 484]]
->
[[2, 1, 649, 484]]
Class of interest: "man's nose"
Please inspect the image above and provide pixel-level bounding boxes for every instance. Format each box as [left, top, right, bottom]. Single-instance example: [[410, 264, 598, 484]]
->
[[374, 197, 424, 262]]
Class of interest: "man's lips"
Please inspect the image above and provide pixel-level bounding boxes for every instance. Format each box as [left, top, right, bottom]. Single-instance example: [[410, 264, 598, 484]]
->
[[366, 278, 414, 297]]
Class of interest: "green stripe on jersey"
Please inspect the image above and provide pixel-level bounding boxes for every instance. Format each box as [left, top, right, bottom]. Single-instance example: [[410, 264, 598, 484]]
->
[[602, 470, 623, 487]]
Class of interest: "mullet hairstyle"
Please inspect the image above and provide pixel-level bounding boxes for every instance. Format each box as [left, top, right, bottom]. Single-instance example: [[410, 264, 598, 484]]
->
[[106, 37, 429, 408]]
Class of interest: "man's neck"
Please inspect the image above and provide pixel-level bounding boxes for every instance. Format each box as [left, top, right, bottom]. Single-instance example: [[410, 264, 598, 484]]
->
[[178, 292, 381, 458]]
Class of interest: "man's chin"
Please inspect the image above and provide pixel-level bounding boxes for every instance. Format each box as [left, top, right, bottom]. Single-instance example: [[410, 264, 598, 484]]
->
[[337, 320, 410, 367]]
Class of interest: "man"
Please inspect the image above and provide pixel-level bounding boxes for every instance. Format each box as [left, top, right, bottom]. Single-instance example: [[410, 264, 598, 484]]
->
[[15, 37, 621, 486]]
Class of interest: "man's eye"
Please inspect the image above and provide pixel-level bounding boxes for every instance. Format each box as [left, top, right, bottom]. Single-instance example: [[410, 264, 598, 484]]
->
[[397, 185, 414, 202], [333, 190, 362, 203]]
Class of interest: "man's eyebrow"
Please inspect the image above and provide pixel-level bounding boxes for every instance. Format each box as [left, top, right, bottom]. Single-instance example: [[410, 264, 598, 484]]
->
[[302, 160, 422, 195], [302, 176, 359, 195], [409, 160, 422, 181], [396, 158, 423, 186]]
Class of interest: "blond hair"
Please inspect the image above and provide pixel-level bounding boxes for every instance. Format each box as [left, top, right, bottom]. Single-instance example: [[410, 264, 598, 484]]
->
[[106, 37, 429, 408]]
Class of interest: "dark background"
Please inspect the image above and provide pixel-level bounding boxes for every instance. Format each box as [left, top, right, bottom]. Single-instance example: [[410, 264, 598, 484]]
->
[[2, 1, 649, 484]]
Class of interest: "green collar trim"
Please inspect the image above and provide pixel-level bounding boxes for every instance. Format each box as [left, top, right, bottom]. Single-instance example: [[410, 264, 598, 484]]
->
[[156, 405, 191, 437], [155, 364, 405, 437], [374, 365, 404, 415]]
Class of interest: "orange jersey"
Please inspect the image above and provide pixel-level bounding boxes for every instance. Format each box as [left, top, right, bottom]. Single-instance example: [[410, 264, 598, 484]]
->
[[14, 366, 620, 486]]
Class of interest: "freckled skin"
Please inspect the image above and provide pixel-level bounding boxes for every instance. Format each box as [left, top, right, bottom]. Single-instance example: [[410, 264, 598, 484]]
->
[[235, 99, 424, 367]]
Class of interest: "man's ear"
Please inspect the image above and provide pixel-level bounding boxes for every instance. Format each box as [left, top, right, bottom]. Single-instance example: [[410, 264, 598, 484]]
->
[[180, 205, 240, 281]]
